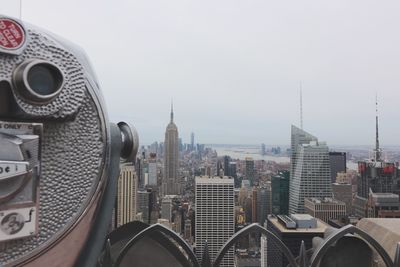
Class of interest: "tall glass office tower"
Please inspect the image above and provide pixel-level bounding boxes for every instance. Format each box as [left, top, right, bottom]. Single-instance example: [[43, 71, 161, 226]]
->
[[289, 125, 332, 214]]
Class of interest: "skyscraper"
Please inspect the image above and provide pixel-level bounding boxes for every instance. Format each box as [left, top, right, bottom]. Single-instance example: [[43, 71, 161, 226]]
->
[[252, 187, 258, 223], [257, 183, 272, 224], [223, 155, 231, 176], [161, 195, 173, 222], [148, 153, 157, 186], [354, 100, 400, 218], [245, 157, 255, 186], [195, 176, 234, 267], [136, 157, 144, 189], [357, 144, 399, 200], [229, 161, 239, 187], [271, 170, 290, 215], [163, 103, 180, 195], [261, 143, 266, 156], [260, 221, 268, 267], [329, 152, 346, 183], [191, 132, 195, 151], [137, 190, 151, 224], [217, 160, 223, 176], [115, 164, 138, 228], [290, 125, 317, 176], [289, 125, 332, 214]]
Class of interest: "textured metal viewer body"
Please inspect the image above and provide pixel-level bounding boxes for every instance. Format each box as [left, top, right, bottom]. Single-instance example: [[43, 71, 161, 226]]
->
[[0, 15, 138, 267]]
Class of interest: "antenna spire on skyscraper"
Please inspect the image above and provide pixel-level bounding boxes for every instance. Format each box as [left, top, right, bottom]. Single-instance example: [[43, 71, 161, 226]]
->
[[375, 93, 381, 161], [170, 99, 174, 122], [300, 82, 303, 130]]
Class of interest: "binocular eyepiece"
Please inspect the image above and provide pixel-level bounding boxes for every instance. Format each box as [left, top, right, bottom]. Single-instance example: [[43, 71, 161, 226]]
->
[[0, 15, 138, 266], [13, 59, 64, 104]]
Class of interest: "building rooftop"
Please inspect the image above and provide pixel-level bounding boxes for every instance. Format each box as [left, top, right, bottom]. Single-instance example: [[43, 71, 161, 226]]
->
[[163, 195, 179, 199], [370, 192, 399, 204], [291, 214, 314, 220], [269, 215, 328, 233], [195, 176, 234, 184], [332, 182, 351, 186], [277, 215, 296, 229], [306, 197, 345, 204], [370, 192, 399, 198]]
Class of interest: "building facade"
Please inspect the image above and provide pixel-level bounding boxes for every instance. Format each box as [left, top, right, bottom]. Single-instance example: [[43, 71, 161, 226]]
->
[[290, 125, 318, 179], [289, 125, 332, 214], [163, 104, 180, 195], [223, 156, 231, 177], [251, 187, 257, 223], [148, 153, 157, 186], [304, 197, 347, 223], [257, 183, 272, 224], [367, 192, 400, 218], [354, 110, 400, 218], [336, 172, 352, 184], [272, 170, 290, 215], [137, 190, 151, 224], [329, 152, 347, 183], [115, 164, 138, 228], [357, 161, 399, 200], [260, 233, 268, 267], [261, 143, 266, 156], [332, 182, 353, 215], [195, 176, 235, 267], [161, 195, 174, 222], [245, 157, 255, 186], [267, 214, 327, 267], [191, 132, 195, 151]]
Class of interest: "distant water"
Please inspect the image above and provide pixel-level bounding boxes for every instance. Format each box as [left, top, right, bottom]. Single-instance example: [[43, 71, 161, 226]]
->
[[209, 145, 358, 170], [210, 145, 290, 163]]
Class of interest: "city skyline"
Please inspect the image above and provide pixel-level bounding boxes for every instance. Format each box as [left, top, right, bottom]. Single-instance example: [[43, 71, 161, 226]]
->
[[2, 0, 400, 145], [2, 6, 400, 267]]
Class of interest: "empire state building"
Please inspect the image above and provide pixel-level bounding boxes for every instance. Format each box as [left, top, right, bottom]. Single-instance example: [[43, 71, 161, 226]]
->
[[163, 104, 180, 195]]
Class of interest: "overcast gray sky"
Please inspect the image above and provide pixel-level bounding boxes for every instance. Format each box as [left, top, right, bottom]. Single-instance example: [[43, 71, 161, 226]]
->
[[1, 0, 400, 146]]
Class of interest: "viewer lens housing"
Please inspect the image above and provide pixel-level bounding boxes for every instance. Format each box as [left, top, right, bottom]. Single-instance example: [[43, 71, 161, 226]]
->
[[13, 60, 64, 104]]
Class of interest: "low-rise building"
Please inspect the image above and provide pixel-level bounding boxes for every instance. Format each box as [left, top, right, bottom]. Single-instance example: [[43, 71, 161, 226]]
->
[[367, 192, 400, 218], [304, 197, 346, 223]]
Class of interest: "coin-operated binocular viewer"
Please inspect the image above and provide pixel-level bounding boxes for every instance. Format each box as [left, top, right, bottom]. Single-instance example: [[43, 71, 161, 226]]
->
[[0, 16, 139, 267]]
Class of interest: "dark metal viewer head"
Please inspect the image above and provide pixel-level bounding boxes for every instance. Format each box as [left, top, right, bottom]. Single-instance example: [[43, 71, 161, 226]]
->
[[0, 15, 138, 266]]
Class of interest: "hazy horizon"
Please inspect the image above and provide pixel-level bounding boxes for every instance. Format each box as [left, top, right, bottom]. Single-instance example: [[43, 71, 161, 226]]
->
[[2, 0, 400, 146], [142, 142, 400, 150]]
